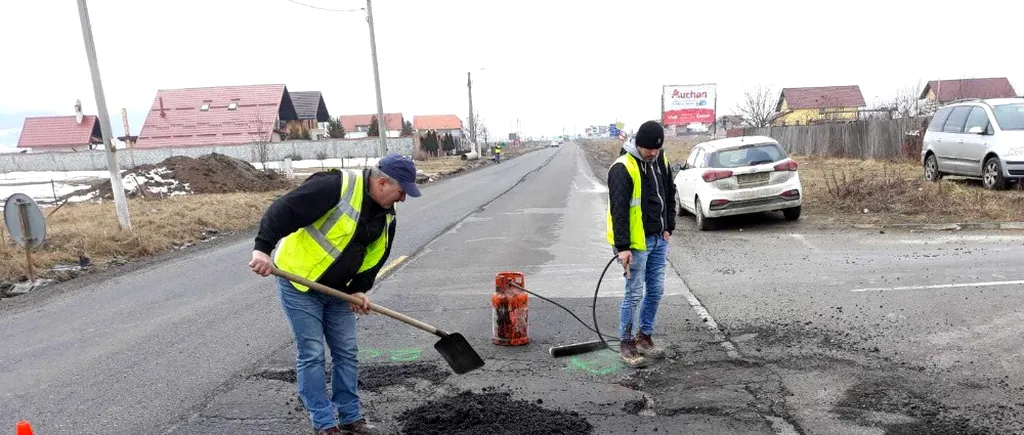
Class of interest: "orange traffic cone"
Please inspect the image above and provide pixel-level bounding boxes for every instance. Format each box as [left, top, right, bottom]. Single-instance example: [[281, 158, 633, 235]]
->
[[16, 421, 34, 435]]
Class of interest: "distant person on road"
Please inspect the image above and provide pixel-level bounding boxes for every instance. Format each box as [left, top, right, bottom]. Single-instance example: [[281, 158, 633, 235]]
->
[[494, 142, 503, 163], [248, 153, 421, 435], [606, 120, 676, 368]]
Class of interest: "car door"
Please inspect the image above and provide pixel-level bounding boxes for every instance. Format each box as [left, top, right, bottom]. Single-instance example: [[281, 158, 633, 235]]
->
[[678, 147, 704, 213], [926, 106, 953, 171], [940, 106, 973, 174], [959, 106, 994, 176]]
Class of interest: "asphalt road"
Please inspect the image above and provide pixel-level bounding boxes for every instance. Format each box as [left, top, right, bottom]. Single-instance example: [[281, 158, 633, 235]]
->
[[0, 148, 563, 435], [5, 142, 1024, 435]]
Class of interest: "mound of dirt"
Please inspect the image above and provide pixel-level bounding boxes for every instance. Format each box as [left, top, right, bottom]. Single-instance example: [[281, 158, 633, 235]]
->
[[399, 389, 593, 435], [72, 153, 290, 200]]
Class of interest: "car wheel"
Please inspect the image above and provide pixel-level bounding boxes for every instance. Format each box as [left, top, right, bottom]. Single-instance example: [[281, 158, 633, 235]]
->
[[924, 154, 942, 182], [695, 196, 714, 231], [983, 157, 1007, 190], [783, 206, 801, 221], [675, 193, 688, 216]]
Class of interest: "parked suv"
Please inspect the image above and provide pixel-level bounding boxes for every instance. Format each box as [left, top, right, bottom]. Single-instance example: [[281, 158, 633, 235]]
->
[[921, 98, 1024, 189]]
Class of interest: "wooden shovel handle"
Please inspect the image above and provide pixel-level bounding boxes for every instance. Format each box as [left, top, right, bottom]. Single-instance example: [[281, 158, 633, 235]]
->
[[270, 267, 443, 337]]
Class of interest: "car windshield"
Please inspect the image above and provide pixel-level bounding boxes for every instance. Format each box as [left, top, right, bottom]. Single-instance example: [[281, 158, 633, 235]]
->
[[992, 104, 1024, 131], [708, 143, 787, 168]]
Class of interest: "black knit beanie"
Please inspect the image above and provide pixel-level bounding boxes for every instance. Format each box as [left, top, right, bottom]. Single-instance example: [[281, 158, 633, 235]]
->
[[635, 121, 664, 149]]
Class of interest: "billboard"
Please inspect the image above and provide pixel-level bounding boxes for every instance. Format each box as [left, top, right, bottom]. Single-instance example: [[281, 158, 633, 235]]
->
[[662, 84, 717, 128]]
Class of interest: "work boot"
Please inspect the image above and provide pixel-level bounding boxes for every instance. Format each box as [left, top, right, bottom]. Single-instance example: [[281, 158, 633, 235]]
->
[[635, 332, 665, 359], [313, 427, 341, 435], [619, 340, 649, 368], [339, 419, 379, 435]]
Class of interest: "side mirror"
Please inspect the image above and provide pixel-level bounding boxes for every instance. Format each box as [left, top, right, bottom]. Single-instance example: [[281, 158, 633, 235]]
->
[[670, 163, 683, 172], [968, 126, 985, 135]]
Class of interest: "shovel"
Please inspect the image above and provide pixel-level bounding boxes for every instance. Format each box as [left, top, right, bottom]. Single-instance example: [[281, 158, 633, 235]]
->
[[270, 267, 485, 375]]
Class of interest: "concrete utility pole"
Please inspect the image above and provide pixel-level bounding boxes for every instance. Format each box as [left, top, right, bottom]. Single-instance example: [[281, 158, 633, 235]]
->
[[468, 71, 477, 154], [365, 0, 388, 157], [76, 0, 131, 231]]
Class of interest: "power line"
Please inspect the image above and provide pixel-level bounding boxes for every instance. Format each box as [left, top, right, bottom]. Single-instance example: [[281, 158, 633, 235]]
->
[[284, 0, 363, 12]]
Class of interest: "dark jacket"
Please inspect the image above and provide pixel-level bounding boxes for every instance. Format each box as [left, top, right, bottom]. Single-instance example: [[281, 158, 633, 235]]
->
[[254, 169, 396, 294], [607, 140, 676, 252]]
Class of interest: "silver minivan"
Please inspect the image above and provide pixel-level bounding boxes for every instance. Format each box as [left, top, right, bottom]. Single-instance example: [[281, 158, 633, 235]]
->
[[921, 98, 1024, 189]]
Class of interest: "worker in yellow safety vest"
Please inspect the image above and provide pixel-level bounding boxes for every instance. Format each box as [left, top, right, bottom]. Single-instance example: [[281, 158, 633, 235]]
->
[[493, 142, 503, 163], [606, 120, 676, 369], [248, 153, 420, 435]]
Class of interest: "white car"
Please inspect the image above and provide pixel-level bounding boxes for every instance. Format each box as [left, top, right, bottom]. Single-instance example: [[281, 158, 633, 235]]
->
[[672, 136, 803, 230], [921, 98, 1024, 189]]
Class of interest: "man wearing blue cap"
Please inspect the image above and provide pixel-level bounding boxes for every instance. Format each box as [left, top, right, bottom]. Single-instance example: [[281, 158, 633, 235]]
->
[[249, 153, 420, 434]]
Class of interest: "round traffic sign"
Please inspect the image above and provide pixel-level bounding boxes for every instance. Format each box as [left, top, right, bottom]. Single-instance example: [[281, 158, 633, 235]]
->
[[3, 193, 47, 250]]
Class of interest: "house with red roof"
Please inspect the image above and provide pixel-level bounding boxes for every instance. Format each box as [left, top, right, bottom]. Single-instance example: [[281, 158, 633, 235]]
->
[[135, 84, 298, 149], [339, 113, 404, 138], [920, 77, 1017, 104], [773, 85, 866, 126], [17, 101, 103, 152], [413, 115, 463, 137]]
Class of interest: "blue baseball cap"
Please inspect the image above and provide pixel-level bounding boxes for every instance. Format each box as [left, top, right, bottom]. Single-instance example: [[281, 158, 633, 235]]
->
[[377, 153, 421, 198]]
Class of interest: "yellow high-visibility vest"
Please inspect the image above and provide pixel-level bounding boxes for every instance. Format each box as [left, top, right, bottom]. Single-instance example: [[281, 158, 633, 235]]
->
[[274, 169, 393, 291], [606, 153, 648, 251]]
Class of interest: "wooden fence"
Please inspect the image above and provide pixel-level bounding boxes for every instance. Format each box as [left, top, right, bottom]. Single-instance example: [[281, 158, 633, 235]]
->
[[738, 117, 932, 159]]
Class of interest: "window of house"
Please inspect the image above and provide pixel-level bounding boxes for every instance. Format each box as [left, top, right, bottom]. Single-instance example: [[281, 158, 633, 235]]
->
[[200, 102, 211, 111], [228, 102, 238, 110]]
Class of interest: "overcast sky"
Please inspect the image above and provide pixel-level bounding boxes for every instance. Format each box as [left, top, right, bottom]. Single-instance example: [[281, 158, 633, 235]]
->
[[1, 0, 1022, 147]]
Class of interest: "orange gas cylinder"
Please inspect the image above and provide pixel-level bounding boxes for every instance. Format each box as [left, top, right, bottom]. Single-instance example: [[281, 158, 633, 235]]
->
[[491, 271, 530, 346]]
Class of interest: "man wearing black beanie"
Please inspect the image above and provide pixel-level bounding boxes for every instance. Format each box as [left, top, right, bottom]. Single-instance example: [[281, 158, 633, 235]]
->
[[605, 120, 676, 368]]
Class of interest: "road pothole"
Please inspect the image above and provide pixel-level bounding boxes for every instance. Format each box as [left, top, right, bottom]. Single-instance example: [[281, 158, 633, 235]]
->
[[251, 361, 451, 393], [398, 387, 593, 435]]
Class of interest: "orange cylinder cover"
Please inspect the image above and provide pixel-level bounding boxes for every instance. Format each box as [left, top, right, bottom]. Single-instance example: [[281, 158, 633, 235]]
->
[[492, 272, 530, 346]]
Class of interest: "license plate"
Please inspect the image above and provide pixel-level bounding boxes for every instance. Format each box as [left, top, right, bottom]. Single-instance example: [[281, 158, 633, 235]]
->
[[737, 172, 770, 184]]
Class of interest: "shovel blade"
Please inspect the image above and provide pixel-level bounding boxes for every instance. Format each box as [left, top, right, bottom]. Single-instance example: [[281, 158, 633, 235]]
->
[[433, 332, 485, 374]]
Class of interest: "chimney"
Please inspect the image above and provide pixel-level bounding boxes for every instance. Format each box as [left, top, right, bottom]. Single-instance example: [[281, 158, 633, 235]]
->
[[159, 96, 166, 117], [74, 99, 84, 124]]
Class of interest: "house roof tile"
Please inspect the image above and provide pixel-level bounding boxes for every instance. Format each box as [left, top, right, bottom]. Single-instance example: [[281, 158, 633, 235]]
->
[[413, 115, 463, 131], [289, 91, 330, 122], [339, 113, 403, 132], [778, 85, 866, 110], [135, 84, 296, 148], [921, 78, 1017, 102], [17, 115, 101, 149]]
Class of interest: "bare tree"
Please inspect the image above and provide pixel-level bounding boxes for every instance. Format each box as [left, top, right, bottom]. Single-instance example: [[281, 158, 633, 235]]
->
[[467, 110, 488, 152], [735, 85, 778, 128], [249, 108, 273, 170], [874, 81, 924, 119]]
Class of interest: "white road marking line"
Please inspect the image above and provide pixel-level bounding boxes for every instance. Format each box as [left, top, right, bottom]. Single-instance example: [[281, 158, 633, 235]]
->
[[851, 280, 1024, 292], [378, 256, 408, 277], [670, 266, 741, 359], [896, 235, 1024, 244], [789, 233, 816, 250]]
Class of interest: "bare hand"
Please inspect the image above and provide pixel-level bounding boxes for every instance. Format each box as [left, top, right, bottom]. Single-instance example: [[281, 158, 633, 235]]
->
[[617, 250, 633, 279], [349, 292, 371, 315], [663, 231, 671, 241], [249, 250, 273, 276]]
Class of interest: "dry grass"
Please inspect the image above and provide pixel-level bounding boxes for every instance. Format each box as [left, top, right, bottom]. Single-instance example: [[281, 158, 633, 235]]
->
[[415, 156, 470, 175], [0, 190, 288, 282], [579, 139, 1024, 226], [798, 157, 1024, 225]]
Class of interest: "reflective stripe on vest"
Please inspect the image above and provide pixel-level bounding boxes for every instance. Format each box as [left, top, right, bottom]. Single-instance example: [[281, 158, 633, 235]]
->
[[606, 153, 647, 251], [273, 169, 392, 292]]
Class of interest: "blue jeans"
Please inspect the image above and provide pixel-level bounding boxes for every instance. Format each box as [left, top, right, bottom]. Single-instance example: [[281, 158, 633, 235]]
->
[[619, 235, 668, 341], [277, 277, 361, 429]]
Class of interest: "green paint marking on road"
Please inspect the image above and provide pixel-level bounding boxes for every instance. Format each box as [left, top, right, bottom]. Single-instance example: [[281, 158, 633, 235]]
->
[[389, 348, 423, 362], [358, 348, 383, 360], [568, 351, 625, 376]]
